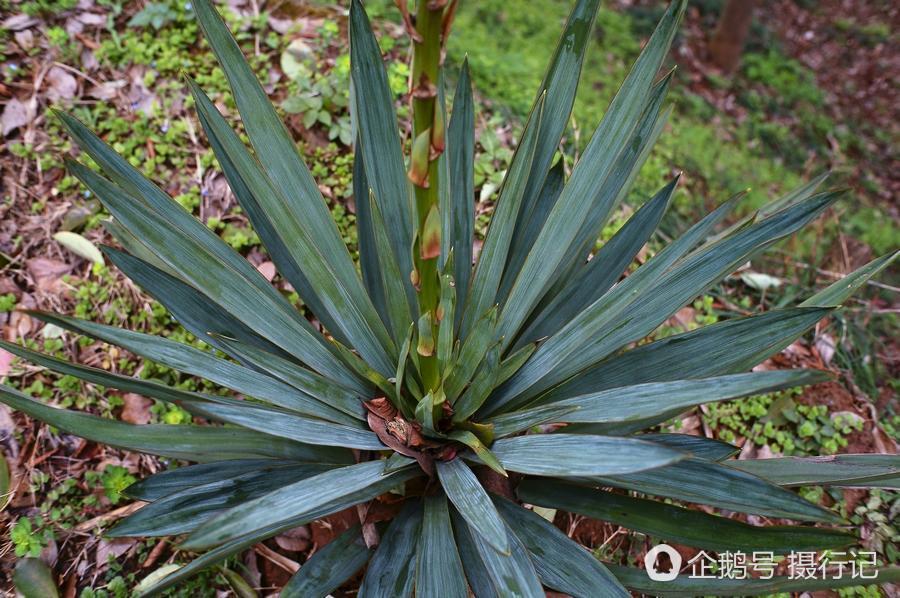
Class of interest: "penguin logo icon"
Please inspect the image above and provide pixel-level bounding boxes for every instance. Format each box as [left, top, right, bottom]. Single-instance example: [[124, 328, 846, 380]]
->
[[644, 544, 682, 582]]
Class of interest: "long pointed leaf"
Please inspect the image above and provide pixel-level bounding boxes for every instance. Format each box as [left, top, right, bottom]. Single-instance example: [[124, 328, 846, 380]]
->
[[444, 58, 475, 320], [358, 500, 421, 598], [496, 1, 685, 345], [730, 454, 900, 488], [28, 312, 358, 425], [436, 458, 509, 554], [349, 0, 415, 303], [449, 508, 543, 597], [594, 457, 840, 523], [537, 307, 832, 406], [183, 460, 417, 550], [490, 434, 684, 476], [192, 0, 364, 302], [416, 494, 467, 598], [493, 496, 628, 598], [69, 161, 357, 387], [519, 480, 854, 554], [189, 79, 395, 373], [281, 526, 371, 598], [0, 384, 343, 463]]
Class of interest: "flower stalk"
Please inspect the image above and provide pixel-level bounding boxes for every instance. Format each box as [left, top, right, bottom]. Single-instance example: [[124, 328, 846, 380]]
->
[[406, 0, 454, 389]]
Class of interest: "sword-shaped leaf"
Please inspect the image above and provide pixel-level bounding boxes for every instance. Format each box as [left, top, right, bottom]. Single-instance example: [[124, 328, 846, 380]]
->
[[519, 480, 853, 553], [349, 0, 415, 303], [189, 79, 395, 374], [183, 460, 417, 550], [416, 494, 467, 598], [491, 434, 684, 476], [0, 385, 343, 463], [281, 526, 371, 598], [444, 59, 475, 320], [731, 454, 900, 488], [493, 496, 628, 598], [358, 500, 422, 598], [436, 458, 509, 554], [449, 508, 543, 597]]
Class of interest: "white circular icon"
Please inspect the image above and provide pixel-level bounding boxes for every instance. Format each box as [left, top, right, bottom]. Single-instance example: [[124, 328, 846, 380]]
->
[[644, 544, 682, 582]]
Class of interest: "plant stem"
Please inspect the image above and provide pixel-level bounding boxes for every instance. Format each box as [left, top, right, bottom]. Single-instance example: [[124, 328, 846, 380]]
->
[[409, 1, 446, 389]]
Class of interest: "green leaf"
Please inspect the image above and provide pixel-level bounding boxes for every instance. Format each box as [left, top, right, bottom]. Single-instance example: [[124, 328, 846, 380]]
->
[[537, 307, 832, 408], [55, 112, 287, 322], [349, 0, 415, 302], [801, 251, 898, 307], [444, 306, 498, 401], [358, 500, 421, 598], [493, 496, 628, 598], [209, 334, 367, 422], [444, 58, 475, 322], [501, 0, 604, 298], [281, 526, 371, 598], [0, 338, 208, 411], [451, 343, 501, 421], [188, 79, 395, 374], [101, 246, 294, 366], [102, 218, 177, 276], [0, 384, 343, 463], [453, 517, 499, 598], [501, 159, 565, 302], [606, 564, 900, 597], [192, 0, 365, 309], [139, 482, 400, 597], [495, 191, 838, 411], [436, 458, 509, 554], [53, 231, 104, 265], [542, 370, 831, 424], [460, 93, 545, 340], [519, 480, 854, 554], [486, 404, 578, 438], [491, 191, 742, 413], [446, 430, 506, 477], [13, 558, 59, 598], [636, 433, 738, 461], [187, 397, 384, 450], [367, 192, 415, 345], [183, 460, 417, 549], [522, 176, 676, 343], [125, 459, 320, 501], [353, 151, 388, 329], [112, 465, 332, 537], [189, 81, 351, 348], [68, 161, 357, 388], [730, 454, 900, 488], [29, 312, 360, 425], [449, 508, 544, 597], [490, 434, 684, 476], [547, 77, 673, 298], [594, 457, 840, 523], [496, 1, 685, 346], [416, 494, 467, 598]]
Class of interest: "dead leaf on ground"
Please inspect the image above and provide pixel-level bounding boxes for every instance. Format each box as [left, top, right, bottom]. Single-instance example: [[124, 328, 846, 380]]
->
[[2, 97, 36, 136], [274, 525, 310, 552], [95, 538, 138, 569], [25, 258, 72, 293], [120, 393, 152, 425], [256, 261, 276, 282], [46, 66, 78, 102]]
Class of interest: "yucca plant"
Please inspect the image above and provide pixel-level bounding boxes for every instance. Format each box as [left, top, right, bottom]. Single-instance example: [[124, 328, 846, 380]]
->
[[2, 0, 898, 595]]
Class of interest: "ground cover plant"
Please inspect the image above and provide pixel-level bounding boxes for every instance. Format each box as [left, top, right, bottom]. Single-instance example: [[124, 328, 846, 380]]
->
[[0, 0, 898, 595]]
